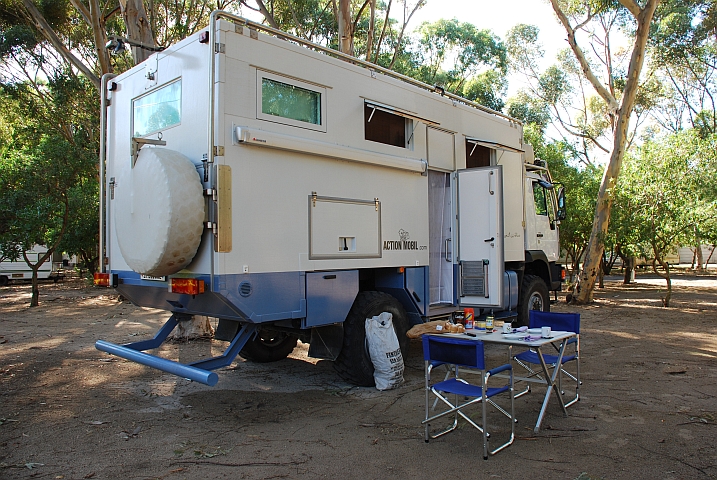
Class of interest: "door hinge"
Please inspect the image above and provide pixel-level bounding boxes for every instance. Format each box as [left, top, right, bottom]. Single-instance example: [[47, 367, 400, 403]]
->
[[215, 42, 225, 54], [213, 146, 225, 156]]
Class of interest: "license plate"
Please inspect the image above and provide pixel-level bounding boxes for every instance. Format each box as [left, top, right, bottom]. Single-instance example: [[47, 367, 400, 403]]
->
[[141, 275, 166, 281]]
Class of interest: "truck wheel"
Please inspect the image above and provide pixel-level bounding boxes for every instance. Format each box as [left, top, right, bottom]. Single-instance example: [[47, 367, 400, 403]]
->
[[516, 274, 550, 326], [0, 276, 7, 287], [239, 331, 298, 363], [334, 291, 410, 387]]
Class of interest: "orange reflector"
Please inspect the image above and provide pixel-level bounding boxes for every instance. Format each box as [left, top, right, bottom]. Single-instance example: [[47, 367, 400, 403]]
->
[[561, 268, 566, 280], [94, 273, 110, 287], [169, 278, 205, 295], [397, 267, 405, 273]]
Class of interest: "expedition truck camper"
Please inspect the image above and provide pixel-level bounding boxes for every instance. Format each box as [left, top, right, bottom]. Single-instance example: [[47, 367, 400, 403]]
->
[[95, 11, 566, 387]]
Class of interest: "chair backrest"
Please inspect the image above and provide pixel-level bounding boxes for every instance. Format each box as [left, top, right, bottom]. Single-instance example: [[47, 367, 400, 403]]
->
[[422, 335, 485, 370], [528, 310, 580, 334]]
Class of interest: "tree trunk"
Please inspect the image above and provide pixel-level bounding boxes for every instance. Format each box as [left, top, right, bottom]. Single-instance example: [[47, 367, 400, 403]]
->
[[169, 315, 215, 340], [338, 0, 353, 55], [365, 0, 376, 62], [118, 0, 156, 64], [652, 258, 672, 307], [598, 257, 605, 288], [88, 0, 112, 75], [695, 244, 705, 273], [623, 257, 636, 284], [30, 267, 39, 307]]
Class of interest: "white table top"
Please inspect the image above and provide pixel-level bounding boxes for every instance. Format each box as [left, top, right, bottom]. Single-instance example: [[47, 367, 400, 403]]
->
[[444, 329, 575, 347]]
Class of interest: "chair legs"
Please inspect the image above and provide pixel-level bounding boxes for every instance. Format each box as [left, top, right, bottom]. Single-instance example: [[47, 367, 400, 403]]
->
[[424, 372, 514, 459]]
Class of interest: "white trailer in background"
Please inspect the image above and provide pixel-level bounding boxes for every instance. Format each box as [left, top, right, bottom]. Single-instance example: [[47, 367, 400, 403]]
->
[[95, 11, 566, 387], [0, 245, 65, 286]]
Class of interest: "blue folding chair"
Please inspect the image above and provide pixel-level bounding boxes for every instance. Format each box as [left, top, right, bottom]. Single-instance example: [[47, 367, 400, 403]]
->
[[422, 335, 515, 459], [513, 311, 581, 407]]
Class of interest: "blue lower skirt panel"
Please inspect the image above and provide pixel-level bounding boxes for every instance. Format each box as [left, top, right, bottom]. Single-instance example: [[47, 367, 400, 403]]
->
[[114, 270, 358, 327]]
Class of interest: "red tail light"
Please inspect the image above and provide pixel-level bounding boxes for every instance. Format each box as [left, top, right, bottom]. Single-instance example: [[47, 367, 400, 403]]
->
[[94, 273, 118, 287], [561, 267, 566, 281], [169, 278, 205, 295]]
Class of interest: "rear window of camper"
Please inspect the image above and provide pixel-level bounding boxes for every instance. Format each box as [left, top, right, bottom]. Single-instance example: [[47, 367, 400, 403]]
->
[[132, 79, 181, 137], [257, 72, 326, 131]]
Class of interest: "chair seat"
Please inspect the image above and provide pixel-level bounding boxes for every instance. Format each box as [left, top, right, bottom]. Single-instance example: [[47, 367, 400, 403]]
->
[[515, 350, 576, 366], [433, 378, 510, 398]]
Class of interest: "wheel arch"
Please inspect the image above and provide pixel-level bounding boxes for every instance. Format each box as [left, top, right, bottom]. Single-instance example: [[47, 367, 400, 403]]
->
[[524, 250, 552, 288]]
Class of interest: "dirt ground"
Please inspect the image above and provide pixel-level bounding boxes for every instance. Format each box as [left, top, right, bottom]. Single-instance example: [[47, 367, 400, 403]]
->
[[1, 272, 716, 480]]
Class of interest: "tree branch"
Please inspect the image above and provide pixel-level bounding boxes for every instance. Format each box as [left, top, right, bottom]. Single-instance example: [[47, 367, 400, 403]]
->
[[68, 0, 91, 25], [617, 0, 641, 18], [549, 0, 619, 113], [21, 0, 100, 89]]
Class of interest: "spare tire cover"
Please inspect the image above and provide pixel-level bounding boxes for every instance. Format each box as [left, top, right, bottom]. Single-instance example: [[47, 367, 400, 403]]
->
[[115, 148, 205, 276]]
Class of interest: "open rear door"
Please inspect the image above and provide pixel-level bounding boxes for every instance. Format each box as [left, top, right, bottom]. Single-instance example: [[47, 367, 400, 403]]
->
[[457, 166, 504, 308]]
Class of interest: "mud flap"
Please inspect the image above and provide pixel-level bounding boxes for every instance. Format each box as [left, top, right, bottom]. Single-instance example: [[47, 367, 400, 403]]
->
[[308, 324, 344, 360]]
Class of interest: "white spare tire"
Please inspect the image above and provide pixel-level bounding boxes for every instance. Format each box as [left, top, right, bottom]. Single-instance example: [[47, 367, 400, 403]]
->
[[115, 147, 205, 276]]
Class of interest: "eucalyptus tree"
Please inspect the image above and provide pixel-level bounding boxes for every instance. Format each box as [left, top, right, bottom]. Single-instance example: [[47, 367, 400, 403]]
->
[[544, 0, 660, 303]]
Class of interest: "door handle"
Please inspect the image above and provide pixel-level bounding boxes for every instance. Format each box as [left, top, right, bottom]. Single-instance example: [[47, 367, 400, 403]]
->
[[484, 237, 494, 242], [445, 238, 452, 262], [537, 233, 543, 238]]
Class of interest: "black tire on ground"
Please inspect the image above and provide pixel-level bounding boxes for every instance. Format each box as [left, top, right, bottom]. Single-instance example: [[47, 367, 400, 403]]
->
[[516, 274, 550, 326], [0, 276, 8, 287], [239, 330, 298, 363], [333, 291, 410, 387]]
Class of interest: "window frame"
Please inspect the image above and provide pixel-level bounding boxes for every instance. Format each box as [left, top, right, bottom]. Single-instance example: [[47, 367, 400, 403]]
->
[[256, 70, 327, 132], [131, 78, 182, 138]]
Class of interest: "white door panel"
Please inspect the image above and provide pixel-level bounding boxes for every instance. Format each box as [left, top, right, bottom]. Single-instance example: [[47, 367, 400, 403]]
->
[[457, 167, 504, 308]]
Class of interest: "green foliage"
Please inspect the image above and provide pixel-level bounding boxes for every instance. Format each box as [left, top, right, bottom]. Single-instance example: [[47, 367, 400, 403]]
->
[[614, 130, 717, 267], [410, 18, 507, 109]]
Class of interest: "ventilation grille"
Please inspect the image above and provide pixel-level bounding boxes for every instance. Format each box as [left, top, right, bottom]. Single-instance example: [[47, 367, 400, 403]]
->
[[239, 281, 253, 297], [461, 261, 486, 297]]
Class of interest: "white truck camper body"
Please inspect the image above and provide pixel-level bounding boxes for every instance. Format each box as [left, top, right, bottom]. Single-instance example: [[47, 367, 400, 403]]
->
[[97, 12, 565, 387]]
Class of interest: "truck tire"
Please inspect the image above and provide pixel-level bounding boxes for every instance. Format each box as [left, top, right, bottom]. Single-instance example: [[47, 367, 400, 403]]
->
[[334, 291, 410, 387], [239, 331, 298, 363], [516, 274, 550, 326], [0, 276, 8, 287]]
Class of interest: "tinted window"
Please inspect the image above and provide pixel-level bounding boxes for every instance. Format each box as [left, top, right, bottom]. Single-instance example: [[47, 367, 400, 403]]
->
[[262, 78, 321, 125], [132, 80, 181, 137]]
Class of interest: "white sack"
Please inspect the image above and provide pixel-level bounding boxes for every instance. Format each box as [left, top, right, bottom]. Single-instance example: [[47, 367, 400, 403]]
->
[[365, 312, 405, 390]]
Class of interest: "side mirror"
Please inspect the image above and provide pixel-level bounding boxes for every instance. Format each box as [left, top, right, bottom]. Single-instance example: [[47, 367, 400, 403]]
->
[[556, 186, 566, 220]]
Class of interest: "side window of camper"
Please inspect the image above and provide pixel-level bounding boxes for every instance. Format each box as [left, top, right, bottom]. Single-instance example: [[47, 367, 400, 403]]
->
[[533, 182, 548, 216], [364, 104, 409, 148], [257, 71, 326, 132], [466, 140, 492, 168], [132, 79, 181, 137]]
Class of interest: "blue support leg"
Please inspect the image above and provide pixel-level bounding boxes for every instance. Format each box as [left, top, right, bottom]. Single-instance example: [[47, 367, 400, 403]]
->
[[95, 315, 259, 387]]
